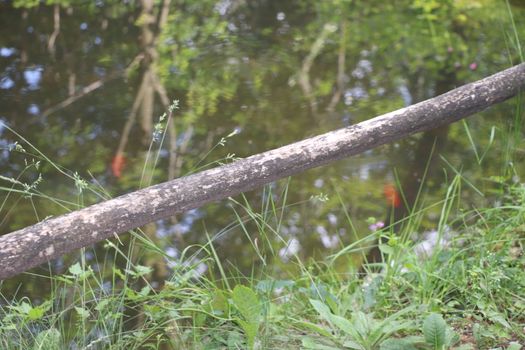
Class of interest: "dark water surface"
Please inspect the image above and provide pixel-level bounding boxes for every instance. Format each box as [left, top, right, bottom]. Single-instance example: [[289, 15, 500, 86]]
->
[[1, 1, 524, 296]]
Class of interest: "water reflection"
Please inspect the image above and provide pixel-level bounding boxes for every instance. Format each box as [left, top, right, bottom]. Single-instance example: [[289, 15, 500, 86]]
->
[[23, 66, 43, 90], [0, 76, 13, 89], [278, 237, 300, 263], [0, 47, 16, 57], [27, 103, 39, 115]]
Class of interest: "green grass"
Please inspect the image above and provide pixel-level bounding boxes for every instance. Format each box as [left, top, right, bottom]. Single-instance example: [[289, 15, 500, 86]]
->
[[1, 169, 524, 349]]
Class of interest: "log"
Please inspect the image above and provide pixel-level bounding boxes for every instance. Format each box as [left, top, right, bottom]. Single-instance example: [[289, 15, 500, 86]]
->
[[1, 63, 525, 280]]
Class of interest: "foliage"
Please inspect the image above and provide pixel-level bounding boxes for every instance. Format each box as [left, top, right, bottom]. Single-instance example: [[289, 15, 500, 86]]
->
[[1, 177, 524, 348], [231, 285, 263, 349], [304, 300, 415, 349], [421, 313, 458, 349]]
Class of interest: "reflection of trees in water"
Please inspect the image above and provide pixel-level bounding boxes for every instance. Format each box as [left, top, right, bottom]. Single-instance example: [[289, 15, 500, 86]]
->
[[0, 0, 524, 296]]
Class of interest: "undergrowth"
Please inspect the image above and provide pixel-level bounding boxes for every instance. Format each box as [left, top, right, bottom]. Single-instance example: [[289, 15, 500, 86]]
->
[[0, 158, 524, 349]]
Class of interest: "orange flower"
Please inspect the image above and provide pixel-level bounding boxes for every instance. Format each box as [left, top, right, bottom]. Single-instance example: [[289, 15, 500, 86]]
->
[[111, 153, 126, 178], [383, 183, 401, 208]]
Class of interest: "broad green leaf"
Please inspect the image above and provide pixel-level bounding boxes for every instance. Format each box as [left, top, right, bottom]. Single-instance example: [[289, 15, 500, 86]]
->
[[112, 267, 126, 280], [27, 306, 45, 320], [352, 311, 372, 339], [309, 299, 364, 341], [126, 288, 138, 300], [209, 289, 229, 316], [370, 317, 415, 344], [302, 337, 340, 350], [238, 319, 258, 350], [138, 285, 151, 297], [296, 319, 334, 338], [309, 299, 334, 324], [11, 301, 51, 320], [75, 306, 90, 319], [33, 328, 61, 350], [445, 327, 459, 347], [487, 312, 511, 329], [380, 338, 418, 350], [342, 339, 367, 349], [422, 313, 446, 349], [13, 301, 32, 315], [508, 342, 522, 350], [232, 285, 261, 322], [68, 263, 83, 276], [378, 244, 394, 255], [134, 265, 153, 277], [232, 285, 261, 350], [94, 298, 111, 312], [329, 314, 353, 334], [68, 263, 92, 280]]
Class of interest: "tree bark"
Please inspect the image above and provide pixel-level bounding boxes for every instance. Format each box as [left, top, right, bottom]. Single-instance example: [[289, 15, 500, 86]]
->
[[1, 63, 525, 280]]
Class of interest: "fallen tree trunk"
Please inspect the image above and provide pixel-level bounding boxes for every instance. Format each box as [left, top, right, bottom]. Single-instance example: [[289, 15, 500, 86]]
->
[[1, 63, 525, 280]]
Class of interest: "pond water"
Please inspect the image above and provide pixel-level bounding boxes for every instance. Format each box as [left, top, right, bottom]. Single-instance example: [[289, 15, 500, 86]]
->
[[1, 1, 524, 297]]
